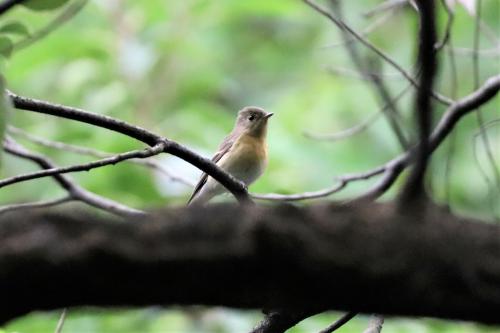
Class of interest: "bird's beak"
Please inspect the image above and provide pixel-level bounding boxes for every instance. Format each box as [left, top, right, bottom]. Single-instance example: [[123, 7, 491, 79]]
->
[[264, 112, 274, 119]]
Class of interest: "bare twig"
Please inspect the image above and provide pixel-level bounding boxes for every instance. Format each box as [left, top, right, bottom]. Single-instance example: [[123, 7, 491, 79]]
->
[[448, 46, 500, 57], [472, 0, 500, 193], [398, 0, 438, 205], [3, 138, 144, 217], [7, 126, 194, 187], [0, 141, 166, 188], [54, 309, 67, 333], [327, 0, 409, 150], [363, 315, 384, 333], [257, 76, 500, 202], [302, 0, 453, 106], [252, 167, 384, 201], [249, 310, 319, 333], [434, 0, 454, 51], [7, 91, 251, 204], [472, 119, 500, 216], [304, 110, 382, 141], [478, 19, 500, 46], [14, 0, 88, 51], [322, 9, 396, 50], [305, 83, 412, 142], [318, 312, 357, 333], [0, 196, 72, 215], [363, 0, 408, 18], [443, 4, 458, 210], [325, 67, 404, 81]]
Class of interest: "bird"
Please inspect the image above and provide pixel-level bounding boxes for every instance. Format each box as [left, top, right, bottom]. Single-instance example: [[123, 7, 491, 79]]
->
[[187, 106, 273, 205]]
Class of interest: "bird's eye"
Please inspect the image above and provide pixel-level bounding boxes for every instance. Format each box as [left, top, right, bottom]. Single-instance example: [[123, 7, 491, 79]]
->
[[248, 115, 255, 121]]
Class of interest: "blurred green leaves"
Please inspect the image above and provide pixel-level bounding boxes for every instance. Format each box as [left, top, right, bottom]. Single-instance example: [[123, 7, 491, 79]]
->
[[0, 37, 13, 58], [1, 0, 499, 332], [0, 21, 30, 37], [22, 0, 69, 11], [0, 21, 30, 58]]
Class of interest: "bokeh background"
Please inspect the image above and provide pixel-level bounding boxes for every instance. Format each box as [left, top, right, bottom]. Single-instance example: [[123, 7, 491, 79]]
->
[[1, 0, 499, 332]]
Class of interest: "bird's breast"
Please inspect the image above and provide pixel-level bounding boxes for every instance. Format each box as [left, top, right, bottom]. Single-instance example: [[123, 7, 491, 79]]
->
[[221, 135, 268, 185]]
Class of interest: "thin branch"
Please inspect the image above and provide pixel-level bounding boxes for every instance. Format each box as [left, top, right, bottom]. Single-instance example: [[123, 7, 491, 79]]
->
[[3, 138, 144, 217], [472, 0, 500, 193], [318, 312, 357, 333], [471, 131, 497, 211], [252, 167, 384, 201], [54, 309, 67, 333], [327, 0, 409, 150], [434, 0, 454, 51], [363, 315, 384, 333], [398, 0, 438, 205], [472, 119, 500, 217], [13, 0, 88, 51], [7, 91, 251, 204], [363, 0, 408, 18], [479, 19, 500, 47], [325, 67, 404, 81], [257, 75, 500, 202], [322, 9, 396, 50], [305, 83, 412, 142], [249, 310, 319, 333], [0, 141, 166, 188], [302, 0, 454, 106], [7, 126, 194, 187], [304, 110, 382, 141], [368, 75, 500, 200], [443, 6, 458, 210], [448, 46, 500, 57], [0, 196, 72, 215]]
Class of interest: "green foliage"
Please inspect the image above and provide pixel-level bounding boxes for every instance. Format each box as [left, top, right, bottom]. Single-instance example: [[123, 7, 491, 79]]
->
[[0, 37, 13, 58], [22, 0, 69, 11], [0, 21, 30, 37]]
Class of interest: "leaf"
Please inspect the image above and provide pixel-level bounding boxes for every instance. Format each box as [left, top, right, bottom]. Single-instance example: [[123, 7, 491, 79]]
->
[[22, 0, 70, 11], [0, 37, 13, 58], [0, 22, 30, 37]]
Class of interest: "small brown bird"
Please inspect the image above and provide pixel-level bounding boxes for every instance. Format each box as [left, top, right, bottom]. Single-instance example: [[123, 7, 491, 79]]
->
[[188, 106, 273, 205]]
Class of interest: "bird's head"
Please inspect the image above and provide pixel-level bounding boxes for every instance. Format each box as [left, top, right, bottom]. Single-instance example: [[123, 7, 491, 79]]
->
[[235, 106, 273, 138]]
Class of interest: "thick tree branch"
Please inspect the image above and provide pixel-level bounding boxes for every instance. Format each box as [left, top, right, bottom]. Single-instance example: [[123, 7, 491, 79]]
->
[[1, 202, 500, 325], [7, 91, 251, 204]]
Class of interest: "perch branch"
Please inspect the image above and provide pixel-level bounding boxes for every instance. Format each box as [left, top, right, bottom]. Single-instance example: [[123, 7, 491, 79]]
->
[[7, 91, 251, 204], [1, 203, 500, 325]]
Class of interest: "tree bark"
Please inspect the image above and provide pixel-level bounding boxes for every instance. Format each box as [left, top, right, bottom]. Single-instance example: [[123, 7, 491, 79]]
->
[[1, 202, 499, 325]]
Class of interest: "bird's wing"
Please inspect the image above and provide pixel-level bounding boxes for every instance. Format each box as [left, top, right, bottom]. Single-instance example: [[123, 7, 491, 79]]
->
[[187, 132, 236, 205]]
